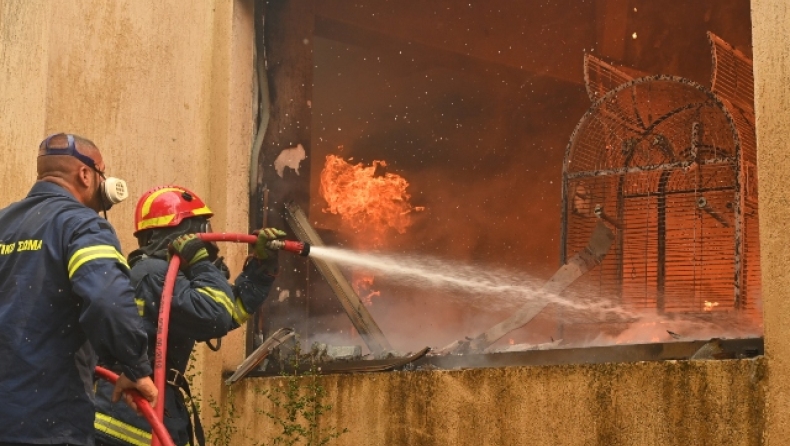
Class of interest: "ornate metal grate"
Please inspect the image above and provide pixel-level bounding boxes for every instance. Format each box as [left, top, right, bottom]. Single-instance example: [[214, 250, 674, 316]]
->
[[561, 74, 759, 322]]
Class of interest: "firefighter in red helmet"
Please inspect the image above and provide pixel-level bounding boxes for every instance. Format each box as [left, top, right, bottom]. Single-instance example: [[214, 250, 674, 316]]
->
[[94, 185, 284, 446]]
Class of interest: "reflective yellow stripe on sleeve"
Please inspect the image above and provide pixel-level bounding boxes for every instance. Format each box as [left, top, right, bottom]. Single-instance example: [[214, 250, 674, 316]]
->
[[95, 412, 152, 446], [134, 297, 146, 316], [67, 245, 129, 278], [236, 298, 250, 323], [197, 287, 249, 325]]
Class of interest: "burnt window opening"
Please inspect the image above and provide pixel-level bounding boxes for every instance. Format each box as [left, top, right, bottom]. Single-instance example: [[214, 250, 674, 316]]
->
[[246, 0, 761, 376]]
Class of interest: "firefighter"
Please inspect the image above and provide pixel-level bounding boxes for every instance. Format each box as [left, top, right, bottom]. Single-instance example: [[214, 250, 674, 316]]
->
[[0, 133, 156, 446], [94, 185, 284, 446]]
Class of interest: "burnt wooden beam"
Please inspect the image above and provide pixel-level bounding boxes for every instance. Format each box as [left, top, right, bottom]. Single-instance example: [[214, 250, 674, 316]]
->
[[284, 202, 392, 354]]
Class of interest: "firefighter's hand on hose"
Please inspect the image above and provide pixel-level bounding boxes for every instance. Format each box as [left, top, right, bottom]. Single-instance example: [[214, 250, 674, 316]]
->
[[169, 234, 209, 266], [253, 228, 287, 260], [113, 375, 158, 415]]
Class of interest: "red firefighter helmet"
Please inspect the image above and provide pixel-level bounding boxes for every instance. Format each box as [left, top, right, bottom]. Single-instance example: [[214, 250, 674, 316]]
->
[[134, 186, 213, 235]]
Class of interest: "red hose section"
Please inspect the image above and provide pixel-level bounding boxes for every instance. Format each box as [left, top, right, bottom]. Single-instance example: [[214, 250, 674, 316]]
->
[[95, 366, 176, 446], [152, 233, 256, 446], [197, 233, 257, 244], [151, 255, 180, 446]]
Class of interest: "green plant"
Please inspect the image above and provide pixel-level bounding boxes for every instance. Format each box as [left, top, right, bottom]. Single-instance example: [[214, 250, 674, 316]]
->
[[184, 349, 246, 446], [206, 386, 240, 446], [186, 349, 245, 446], [184, 342, 347, 446], [185, 351, 202, 417], [255, 342, 348, 446]]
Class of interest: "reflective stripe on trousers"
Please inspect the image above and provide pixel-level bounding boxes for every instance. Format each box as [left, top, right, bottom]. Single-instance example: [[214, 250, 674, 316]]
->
[[95, 412, 152, 446]]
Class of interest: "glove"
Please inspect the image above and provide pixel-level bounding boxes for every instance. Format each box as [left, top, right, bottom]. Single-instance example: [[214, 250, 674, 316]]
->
[[253, 227, 287, 260], [169, 234, 210, 266]]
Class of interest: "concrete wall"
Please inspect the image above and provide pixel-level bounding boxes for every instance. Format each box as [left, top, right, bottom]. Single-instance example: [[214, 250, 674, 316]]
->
[[752, 0, 790, 444], [2, 0, 788, 445], [234, 359, 765, 446], [0, 0, 255, 417]]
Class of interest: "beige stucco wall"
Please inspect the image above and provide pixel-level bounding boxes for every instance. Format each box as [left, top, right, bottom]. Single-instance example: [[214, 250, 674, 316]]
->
[[2, 0, 789, 445], [752, 0, 790, 444], [233, 359, 765, 446], [0, 0, 253, 273], [0, 0, 255, 419]]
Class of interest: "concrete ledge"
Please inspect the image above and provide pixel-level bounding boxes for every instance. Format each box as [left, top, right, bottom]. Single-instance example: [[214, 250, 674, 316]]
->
[[232, 357, 765, 445]]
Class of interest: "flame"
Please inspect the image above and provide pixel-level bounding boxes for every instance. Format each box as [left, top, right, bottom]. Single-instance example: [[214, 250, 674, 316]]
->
[[320, 154, 422, 247], [352, 272, 380, 307], [704, 301, 719, 312], [508, 339, 515, 345], [321, 154, 424, 305]]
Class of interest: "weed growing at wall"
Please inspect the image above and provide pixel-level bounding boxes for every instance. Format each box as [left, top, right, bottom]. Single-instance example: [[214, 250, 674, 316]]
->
[[187, 350, 248, 446], [254, 342, 348, 446], [186, 352, 202, 416], [206, 386, 240, 446], [183, 342, 347, 446]]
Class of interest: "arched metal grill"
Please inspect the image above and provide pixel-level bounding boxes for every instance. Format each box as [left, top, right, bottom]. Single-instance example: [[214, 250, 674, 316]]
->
[[561, 74, 759, 322]]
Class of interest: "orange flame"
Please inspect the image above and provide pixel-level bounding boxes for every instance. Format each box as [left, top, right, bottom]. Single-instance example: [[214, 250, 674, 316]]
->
[[320, 154, 422, 247], [704, 301, 719, 312], [352, 272, 380, 307]]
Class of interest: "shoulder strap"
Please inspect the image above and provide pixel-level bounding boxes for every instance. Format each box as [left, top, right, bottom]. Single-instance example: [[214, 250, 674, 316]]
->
[[167, 369, 205, 446]]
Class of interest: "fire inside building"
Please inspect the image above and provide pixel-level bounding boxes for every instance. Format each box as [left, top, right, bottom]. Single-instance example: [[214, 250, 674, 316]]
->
[[244, 0, 761, 377]]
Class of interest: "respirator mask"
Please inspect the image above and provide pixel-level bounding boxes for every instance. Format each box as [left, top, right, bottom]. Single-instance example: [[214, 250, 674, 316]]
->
[[38, 133, 129, 217], [99, 176, 129, 212]]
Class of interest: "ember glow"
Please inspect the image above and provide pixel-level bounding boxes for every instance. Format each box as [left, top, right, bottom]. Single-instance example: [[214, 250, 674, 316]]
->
[[320, 154, 423, 247], [704, 301, 720, 312], [352, 272, 380, 307]]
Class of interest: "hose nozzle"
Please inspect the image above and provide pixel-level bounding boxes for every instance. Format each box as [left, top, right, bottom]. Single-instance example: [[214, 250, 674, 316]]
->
[[265, 239, 311, 256]]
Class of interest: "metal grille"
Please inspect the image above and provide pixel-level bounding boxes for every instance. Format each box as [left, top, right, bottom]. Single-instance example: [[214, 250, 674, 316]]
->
[[709, 32, 754, 118], [584, 54, 634, 102], [561, 75, 759, 321]]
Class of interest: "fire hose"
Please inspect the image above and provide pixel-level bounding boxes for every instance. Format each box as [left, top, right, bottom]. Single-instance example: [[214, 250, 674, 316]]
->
[[94, 366, 175, 446], [148, 232, 309, 446]]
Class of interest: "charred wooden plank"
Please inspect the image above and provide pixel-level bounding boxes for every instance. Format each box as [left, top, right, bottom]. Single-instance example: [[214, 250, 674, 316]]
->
[[284, 201, 392, 354], [226, 328, 295, 385]]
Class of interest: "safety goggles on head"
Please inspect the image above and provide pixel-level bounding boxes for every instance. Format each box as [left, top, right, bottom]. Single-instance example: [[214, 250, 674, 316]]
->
[[39, 133, 105, 177], [38, 133, 129, 210]]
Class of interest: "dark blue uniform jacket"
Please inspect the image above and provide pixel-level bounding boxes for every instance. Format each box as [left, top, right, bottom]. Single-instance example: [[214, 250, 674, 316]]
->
[[0, 182, 151, 445], [94, 250, 275, 446]]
